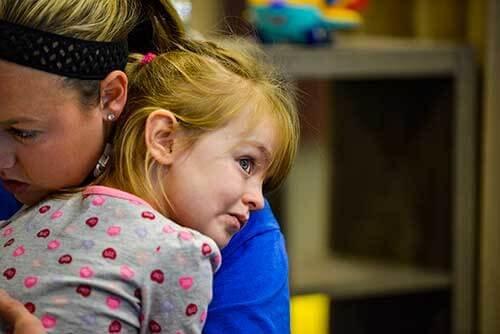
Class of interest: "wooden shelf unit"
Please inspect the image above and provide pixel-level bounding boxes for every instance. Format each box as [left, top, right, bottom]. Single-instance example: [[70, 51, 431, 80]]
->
[[264, 37, 477, 334]]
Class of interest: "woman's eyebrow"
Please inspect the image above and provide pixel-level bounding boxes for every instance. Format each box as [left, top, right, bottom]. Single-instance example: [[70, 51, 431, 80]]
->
[[0, 117, 38, 126], [0, 120, 18, 126]]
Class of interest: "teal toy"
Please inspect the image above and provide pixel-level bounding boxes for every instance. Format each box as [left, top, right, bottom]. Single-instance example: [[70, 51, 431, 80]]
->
[[247, 0, 368, 44]]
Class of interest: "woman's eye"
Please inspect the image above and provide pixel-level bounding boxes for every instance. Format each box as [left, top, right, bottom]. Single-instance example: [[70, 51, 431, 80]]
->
[[239, 158, 254, 174], [8, 128, 39, 140]]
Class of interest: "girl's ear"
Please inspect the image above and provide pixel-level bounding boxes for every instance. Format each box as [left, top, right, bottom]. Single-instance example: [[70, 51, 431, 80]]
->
[[99, 70, 128, 120], [145, 109, 179, 166]]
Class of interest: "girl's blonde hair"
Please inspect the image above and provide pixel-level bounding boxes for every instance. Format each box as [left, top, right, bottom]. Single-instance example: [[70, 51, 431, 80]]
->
[[104, 39, 300, 214]]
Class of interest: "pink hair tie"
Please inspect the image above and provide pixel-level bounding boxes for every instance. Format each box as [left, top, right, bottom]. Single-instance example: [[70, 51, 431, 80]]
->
[[141, 52, 156, 65]]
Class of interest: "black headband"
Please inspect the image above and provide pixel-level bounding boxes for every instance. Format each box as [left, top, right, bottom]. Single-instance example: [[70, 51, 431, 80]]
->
[[0, 20, 128, 80]]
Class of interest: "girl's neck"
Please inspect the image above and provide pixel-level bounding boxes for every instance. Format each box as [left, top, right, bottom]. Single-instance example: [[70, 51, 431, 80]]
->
[[98, 178, 164, 215]]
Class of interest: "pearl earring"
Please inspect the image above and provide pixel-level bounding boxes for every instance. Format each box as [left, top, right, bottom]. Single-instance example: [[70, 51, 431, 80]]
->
[[106, 113, 115, 121]]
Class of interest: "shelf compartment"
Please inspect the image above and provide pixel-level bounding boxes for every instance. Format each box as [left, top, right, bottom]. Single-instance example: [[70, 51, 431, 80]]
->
[[291, 257, 451, 300]]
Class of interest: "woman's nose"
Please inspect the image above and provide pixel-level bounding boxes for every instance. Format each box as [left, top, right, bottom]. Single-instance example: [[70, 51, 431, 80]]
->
[[0, 133, 15, 169], [0, 152, 15, 169]]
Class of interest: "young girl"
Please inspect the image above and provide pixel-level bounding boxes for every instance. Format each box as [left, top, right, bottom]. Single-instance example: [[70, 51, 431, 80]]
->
[[0, 37, 299, 334]]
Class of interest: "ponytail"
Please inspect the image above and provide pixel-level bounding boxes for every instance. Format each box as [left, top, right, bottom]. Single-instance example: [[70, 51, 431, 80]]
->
[[128, 0, 187, 53]]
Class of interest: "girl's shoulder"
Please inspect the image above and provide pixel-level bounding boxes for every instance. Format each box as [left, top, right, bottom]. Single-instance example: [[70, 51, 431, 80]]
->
[[2, 186, 222, 273], [81, 185, 222, 272]]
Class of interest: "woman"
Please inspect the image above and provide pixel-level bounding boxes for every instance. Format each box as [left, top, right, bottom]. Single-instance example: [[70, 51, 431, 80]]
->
[[0, 0, 290, 332]]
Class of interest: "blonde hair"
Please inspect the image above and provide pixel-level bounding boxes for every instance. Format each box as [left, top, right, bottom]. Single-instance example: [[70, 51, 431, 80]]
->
[[0, 0, 183, 44], [104, 39, 300, 214], [0, 0, 185, 106]]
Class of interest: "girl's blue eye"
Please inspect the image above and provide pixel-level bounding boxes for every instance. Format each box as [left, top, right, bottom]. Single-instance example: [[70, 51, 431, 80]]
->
[[239, 158, 254, 174], [8, 128, 39, 140]]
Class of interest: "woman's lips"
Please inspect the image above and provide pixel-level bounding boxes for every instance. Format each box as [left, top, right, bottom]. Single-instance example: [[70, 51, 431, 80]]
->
[[1, 179, 29, 194]]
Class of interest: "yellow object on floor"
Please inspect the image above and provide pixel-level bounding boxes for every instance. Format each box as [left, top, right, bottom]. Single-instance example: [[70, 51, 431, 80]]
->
[[291, 294, 330, 334]]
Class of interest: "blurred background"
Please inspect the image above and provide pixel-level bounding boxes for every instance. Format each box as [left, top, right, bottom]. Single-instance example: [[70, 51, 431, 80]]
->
[[183, 0, 499, 333]]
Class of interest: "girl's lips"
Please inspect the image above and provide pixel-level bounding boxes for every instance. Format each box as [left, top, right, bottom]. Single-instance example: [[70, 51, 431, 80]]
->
[[225, 214, 242, 234], [1, 179, 29, 195]]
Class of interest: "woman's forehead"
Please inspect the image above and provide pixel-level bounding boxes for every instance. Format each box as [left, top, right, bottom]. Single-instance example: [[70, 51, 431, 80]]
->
[[1, 64, 61, 99], [0, 61, 81, 120], [0, 59, 62, 82]]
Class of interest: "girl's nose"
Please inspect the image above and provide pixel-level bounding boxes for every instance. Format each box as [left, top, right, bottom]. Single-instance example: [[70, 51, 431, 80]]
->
[[242, 184, 265, 211]]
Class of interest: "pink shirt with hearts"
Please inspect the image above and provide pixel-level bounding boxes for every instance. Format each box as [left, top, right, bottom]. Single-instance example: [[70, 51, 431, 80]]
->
[[0, 185, 221, 334]]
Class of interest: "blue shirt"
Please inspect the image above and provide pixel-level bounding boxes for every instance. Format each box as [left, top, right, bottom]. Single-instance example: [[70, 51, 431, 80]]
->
[[0, 185, 21, 220], [203, 201, 291, 333]]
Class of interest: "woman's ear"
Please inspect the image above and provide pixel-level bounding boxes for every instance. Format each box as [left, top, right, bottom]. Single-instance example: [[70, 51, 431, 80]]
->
[[145, 109, 179, 166], [99, 70, 128, 120]]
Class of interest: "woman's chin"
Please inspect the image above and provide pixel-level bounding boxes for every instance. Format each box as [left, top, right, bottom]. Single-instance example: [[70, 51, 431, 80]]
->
[[10, 186, 49, 206]]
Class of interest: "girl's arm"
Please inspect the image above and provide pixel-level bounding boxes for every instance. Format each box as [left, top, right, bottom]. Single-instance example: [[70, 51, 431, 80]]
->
[[0, 290, 46, 334]]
